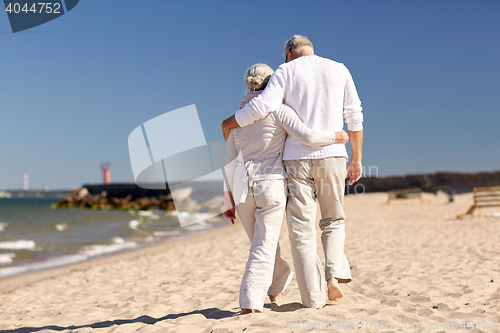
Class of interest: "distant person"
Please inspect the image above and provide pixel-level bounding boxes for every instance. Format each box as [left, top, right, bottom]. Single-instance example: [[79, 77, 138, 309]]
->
[[223, 63, 349, 314], [222, 35, 364, 308], [446, 187, 455, 203]]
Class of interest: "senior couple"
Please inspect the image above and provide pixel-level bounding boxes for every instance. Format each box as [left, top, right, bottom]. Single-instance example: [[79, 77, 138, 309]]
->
[[221, 35, 364, 314]]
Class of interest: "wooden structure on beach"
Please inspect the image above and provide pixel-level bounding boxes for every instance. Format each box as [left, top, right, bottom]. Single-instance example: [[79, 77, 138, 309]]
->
[[457, 186, 500, 219], [387, 188, 423, 204]]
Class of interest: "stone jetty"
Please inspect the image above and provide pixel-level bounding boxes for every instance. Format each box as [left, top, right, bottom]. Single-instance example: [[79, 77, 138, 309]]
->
[[52, 181, 225, 211], [52, 183, 175, 210], [51, 171, 500, 211]]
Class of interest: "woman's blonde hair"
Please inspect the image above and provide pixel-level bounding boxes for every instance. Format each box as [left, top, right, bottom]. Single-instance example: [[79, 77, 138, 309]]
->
[[244, 63, 274, 92]]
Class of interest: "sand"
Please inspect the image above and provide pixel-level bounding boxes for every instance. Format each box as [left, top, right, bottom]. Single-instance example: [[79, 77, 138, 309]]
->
[[0, 192, 499, 333]]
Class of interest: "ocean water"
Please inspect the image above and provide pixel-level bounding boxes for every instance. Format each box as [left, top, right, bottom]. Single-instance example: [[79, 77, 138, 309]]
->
[[0, 198, 227, 278]]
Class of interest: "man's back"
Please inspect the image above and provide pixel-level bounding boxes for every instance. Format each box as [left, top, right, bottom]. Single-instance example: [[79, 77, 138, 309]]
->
[[235, 54, 363, 161], [283, 55, 345, 128], [280, 55, 350, 160]]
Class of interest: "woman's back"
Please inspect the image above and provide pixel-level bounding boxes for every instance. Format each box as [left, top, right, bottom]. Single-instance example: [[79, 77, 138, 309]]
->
[[231, 91, 286, 164]]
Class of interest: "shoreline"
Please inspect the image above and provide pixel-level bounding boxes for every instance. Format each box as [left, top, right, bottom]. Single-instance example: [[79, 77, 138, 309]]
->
[[0, 222, 231, 294], [0, 196, 228, 281]]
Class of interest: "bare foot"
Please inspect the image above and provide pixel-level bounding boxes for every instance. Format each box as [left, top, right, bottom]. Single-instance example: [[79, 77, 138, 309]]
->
[[327, 277, 344, 300], [269, 293, 281, 302], [241, 308, 262, 314]]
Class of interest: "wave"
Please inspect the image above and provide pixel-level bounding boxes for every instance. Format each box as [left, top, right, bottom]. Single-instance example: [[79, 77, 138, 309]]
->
[[55, 223, 68, 231], [153, 230, 182, 237], [0, 253, 86, 278], [0, 222, 8, 232], [0, 237, 137, 279], [0, 240, 36, 250], [137, 211, 153, 217], [0, 253, 15, 264], [185, 221, 213, 231], [175, 211, 221, 226], [129, 220, 140, 230], [137, 211, 160, 219], [79, 237, 137, 258]]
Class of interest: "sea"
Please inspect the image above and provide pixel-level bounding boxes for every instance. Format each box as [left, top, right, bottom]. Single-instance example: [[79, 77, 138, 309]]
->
[[0, 197, 228, 279]]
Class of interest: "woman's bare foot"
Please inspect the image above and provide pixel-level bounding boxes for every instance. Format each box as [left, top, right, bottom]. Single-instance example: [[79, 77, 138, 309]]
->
[[327, 277, 344, 300], [269, 293, 281, 302], [241, 308, 262, 314]]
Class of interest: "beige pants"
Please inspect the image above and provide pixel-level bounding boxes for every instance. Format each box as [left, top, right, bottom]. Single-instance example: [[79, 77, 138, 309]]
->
[[285, 157, 352, 308], [236, 179, 293, 311]]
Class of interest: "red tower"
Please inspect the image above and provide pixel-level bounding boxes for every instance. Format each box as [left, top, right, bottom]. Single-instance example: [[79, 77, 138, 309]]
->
[[101, 163, 111, 185]]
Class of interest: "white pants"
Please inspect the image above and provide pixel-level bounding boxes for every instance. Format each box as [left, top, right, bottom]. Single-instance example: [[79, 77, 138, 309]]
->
[[285, 157, 352, 308], [236, 179, 293, 311]]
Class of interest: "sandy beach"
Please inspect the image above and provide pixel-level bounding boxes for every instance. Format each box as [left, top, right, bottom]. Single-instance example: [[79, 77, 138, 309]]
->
[[0, 191, 499, 333]]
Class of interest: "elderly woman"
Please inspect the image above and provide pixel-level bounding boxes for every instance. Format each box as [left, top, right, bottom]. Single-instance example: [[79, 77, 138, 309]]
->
[[223, 64, 348, 314]]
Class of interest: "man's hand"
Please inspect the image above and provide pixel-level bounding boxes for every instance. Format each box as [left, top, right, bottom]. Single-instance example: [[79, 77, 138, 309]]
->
[[222, 115, 240, 141], [346, 159, 362, 185], [347, 129, 363, 185], [334, 130, 349, 145]]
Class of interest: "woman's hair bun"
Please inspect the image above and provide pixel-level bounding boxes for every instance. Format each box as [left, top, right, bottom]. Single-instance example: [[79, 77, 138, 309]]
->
[[244, 64, 274, 91]]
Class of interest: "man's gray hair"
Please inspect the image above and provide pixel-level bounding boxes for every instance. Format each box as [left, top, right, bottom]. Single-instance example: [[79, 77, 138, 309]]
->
[[284, 35, 314, 56], [244, 63, 274, 92]]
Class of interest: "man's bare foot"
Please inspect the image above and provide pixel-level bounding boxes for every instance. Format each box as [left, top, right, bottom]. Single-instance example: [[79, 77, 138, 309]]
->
[[327, 277, 344, 300], [269, 293, 281, 302]]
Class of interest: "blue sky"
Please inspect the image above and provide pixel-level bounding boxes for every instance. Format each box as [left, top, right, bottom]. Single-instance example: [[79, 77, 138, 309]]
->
[[1, 0, 499, 190]]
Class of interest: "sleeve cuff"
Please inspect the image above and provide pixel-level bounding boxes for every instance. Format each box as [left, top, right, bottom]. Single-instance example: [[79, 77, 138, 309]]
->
[[347, 122, 363, 132], [235, 108, 252, 127]]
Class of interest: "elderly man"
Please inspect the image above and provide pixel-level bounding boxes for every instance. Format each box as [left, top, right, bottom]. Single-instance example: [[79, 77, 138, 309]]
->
[[222, 35, 364, 308]]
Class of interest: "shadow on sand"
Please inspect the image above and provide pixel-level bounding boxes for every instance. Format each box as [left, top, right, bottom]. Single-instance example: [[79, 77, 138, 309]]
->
[[3, 301, 309, 332], [265, 301, 304, 312], [0, 307, 238, 333]]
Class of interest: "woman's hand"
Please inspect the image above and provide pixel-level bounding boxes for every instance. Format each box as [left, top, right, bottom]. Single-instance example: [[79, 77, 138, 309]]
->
[[334, 130, 349, 145], [223, 208, 236, 223], [223, 191, 236, 224]]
